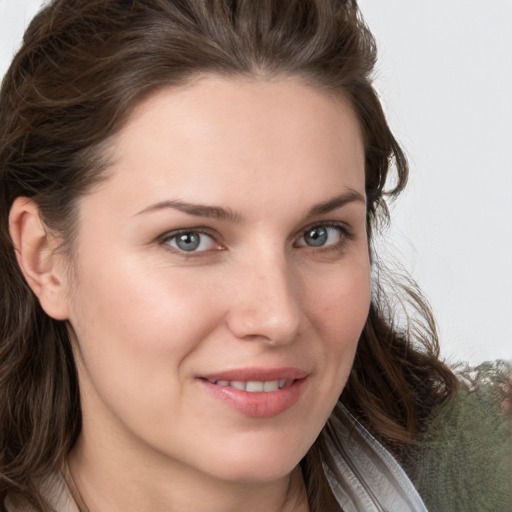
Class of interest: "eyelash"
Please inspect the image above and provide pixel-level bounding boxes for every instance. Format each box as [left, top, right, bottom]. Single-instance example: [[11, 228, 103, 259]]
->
[[158, 222, 354, 258], [159, 227, 221, 257], [295, 222, 354, 253]]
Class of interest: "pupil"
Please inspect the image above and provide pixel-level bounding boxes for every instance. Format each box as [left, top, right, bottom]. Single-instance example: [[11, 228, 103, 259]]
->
[[176, 233, 200, 251], [305, 227, 327, 247]]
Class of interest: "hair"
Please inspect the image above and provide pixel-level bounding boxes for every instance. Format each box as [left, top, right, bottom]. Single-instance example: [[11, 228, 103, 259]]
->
[[0, 1, 457, 510]]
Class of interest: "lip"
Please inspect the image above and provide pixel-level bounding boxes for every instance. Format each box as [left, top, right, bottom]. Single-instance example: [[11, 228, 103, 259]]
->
[[201, 367, 308, 382], [198, 367, 308, 418]]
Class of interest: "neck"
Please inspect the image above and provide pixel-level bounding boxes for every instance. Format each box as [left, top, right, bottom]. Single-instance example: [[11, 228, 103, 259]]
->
[[67, 434, 309, 512]]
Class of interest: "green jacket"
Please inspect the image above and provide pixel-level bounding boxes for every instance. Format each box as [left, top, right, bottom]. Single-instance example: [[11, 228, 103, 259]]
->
[[413, 361, 512, 512]]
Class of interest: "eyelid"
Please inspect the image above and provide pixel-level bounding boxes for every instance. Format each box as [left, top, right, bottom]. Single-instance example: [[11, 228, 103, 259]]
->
[[156, 221, 354, 257], [158, 227, 224, 255], [294, 221, 354, 248]]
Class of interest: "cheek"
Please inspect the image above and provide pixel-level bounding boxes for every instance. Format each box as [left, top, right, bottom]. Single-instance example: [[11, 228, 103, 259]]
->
[[307, 258, 371, 388], [66, 259, 227, 420], [311, 258, 371, 338], [67, 263, 227, 433], [71, 259, 221, 354]]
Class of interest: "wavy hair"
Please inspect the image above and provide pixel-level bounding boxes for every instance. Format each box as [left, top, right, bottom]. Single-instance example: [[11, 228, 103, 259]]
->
[[0, 1, 457, 510]]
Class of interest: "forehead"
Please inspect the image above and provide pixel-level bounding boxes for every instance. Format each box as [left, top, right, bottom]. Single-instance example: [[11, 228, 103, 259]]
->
[[97, 76, 365, 215]]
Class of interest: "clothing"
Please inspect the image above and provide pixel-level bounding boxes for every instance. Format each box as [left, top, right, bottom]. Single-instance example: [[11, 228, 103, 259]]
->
[[5, 363, 511, 512], [3, 406, 428, 512], [326, 404, 429, 511], [412, 362, 512, 512]]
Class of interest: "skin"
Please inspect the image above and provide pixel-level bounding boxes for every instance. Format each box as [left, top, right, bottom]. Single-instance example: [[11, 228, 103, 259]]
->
[[11, 77, 371, 512]]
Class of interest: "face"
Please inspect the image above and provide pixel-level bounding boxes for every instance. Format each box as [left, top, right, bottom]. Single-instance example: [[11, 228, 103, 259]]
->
[[63, 77, 370, 484]]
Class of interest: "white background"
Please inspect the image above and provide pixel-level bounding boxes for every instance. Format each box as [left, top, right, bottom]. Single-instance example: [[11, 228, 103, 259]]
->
[[1, 0, 511, 365]]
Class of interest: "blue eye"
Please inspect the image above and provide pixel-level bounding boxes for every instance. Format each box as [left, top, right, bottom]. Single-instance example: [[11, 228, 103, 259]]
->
[[298, 225, 345, 248], [165, 231, 218, 252]]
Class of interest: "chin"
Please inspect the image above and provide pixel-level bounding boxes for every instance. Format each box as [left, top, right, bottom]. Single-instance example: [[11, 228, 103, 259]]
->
[[195, 436, 311, 484]]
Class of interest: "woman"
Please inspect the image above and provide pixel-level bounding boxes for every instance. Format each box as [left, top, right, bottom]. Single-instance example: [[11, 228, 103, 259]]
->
[[1, 1, 507, 511]]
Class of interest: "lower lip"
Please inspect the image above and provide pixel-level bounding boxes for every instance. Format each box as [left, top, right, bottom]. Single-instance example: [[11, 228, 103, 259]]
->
[[199, 378, 307, 418]]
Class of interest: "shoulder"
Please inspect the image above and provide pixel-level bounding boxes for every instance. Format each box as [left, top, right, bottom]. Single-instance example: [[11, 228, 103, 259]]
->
[[413, 361, 512, 512]]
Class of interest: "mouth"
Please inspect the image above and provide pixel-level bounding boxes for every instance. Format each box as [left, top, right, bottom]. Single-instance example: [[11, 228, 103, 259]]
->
[[204, 379, 294, 392], [199, 368, 308, 417]]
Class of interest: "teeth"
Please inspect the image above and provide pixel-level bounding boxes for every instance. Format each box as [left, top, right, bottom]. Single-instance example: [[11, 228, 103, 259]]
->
[[208, 379, 292, 392], [263, 380, 279, 392], [246, 381, 264, 392]]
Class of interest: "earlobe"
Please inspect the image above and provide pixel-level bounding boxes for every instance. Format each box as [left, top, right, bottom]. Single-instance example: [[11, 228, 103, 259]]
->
[[8, 197, 70, 320]]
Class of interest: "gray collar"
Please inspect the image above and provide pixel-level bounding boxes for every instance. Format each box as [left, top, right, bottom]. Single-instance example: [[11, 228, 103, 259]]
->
[[326, 404, 428, 512]]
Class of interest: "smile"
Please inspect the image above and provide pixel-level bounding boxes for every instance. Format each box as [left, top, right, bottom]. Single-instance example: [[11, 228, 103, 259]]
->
[[200, 369, 308, 418], [206, 379, 293, 392]]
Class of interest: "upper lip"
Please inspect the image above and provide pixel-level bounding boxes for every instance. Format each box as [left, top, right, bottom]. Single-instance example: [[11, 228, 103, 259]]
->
[[200, 367, 308, 382]]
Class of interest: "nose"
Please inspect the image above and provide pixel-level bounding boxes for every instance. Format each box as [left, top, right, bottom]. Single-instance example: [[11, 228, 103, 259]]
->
[[226, 254, 302, 346]]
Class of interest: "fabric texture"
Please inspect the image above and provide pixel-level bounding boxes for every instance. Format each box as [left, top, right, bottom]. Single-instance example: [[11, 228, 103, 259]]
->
[[413, 360, 512, 512], [326, 404, 429, 511]]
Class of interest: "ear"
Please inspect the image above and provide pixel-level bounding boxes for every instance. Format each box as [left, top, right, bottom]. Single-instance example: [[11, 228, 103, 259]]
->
[[9, 197, 70, 320]]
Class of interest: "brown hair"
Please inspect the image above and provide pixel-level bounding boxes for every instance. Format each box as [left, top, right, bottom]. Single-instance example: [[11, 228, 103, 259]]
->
[[0, 1, 457, 510]]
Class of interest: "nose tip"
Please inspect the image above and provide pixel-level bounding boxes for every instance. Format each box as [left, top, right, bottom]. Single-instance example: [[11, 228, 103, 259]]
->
[[226, 265, 302, 346], [228, 305, 301, 345]]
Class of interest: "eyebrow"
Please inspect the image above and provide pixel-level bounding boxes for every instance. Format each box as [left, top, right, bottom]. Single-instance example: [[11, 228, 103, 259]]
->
[[135, 189, 365, 222], [307, 189, 366, 216], [136, 200, 242, 222]]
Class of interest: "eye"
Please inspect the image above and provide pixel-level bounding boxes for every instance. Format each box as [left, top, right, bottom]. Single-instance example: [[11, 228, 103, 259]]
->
[[163, 230, 220, 253], [296, 224, 347, 248]]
